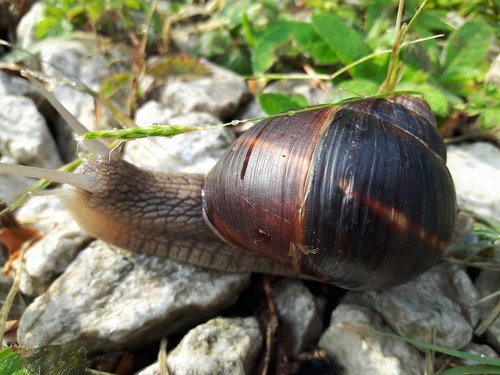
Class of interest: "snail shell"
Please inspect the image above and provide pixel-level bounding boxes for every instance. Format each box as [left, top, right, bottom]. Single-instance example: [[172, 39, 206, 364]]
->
[[203, 96, 456, 289]]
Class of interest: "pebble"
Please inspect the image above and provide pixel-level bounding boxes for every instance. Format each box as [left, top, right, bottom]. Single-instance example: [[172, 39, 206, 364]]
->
[[272, 278, 322, 355], [160, 61, 248, 119], [319, 303, 423, 375], [137, 317, 262, 375], [126, 101, 234, 174], [0, 95, 62, 168], [447, 142, 500, 221], [18, 241, 250, 353], [344, 263, 480, 349]]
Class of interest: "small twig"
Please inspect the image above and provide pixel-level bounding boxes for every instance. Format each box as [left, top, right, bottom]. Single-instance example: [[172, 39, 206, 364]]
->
[[127, 0, 159, 115], [475, 301, 500, 336], [424, 328, 436, 375], [291, 347, 328, 363], [158, 337, 169, 375], [470, 291, 500, 307], [261, 276, 280, 375], [0, 235, 38, 344]]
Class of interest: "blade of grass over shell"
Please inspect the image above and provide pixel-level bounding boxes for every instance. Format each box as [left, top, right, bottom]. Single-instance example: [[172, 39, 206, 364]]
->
[[82, 124, 203, 140], [82, 91, 423, 141], [340, 323, 500, 367]]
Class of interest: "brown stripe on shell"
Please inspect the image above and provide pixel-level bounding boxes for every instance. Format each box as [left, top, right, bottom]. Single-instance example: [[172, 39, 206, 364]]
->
[[338, 177, 448, 255], [202, 106, 340, 270]]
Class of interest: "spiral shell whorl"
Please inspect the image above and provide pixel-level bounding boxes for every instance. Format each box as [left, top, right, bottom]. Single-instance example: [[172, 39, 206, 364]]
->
[[202, 96, 456, 289]]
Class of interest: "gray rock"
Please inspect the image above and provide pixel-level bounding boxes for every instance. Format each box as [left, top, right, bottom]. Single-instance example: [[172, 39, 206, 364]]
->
[[38, 38, 129, 159], [485, 54, 500, 85], [319, 303, 423, 375], [475, 270, 500, 352], [40, 39, 110, 89], [447, 143, 500, 221], [0, 95, 62, 168], [0, 71, 37, 98], [0, 156, 36, 203], [272, 278, 322, 355], [125, 102, 234, 174], [13, 195, 89, 297], [160, 61, 248, 119], [263, 80, 330, 106], [18, 241, 250, 353], [19, 217, 93, 296], [15, 195, 68, 233], [137, 317, 262, 375], [344, 264, 479, 349], [0, 273, 27, 320]]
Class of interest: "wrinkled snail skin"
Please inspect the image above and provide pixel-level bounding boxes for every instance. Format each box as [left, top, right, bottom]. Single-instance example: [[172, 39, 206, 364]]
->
[[55, 95, 455, 290], [203, 96, 456, 290], [62, 155, 301, 278]]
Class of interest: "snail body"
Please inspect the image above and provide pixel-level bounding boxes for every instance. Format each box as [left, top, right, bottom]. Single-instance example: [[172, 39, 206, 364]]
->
[[1, 95, 456, 290]]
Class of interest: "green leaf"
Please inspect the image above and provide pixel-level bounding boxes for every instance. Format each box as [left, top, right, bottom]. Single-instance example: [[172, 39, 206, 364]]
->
[[311, 11, 384, 80], [251, 20, 295, 73], [291, 22, 337, 65], [397, 82, 450, 117], [241, 13, 256, 49], [331, 79, 379, 102], [147, 55, 211, 78], [257, 93, 308, 115], [414, 10, 451, 33], [99, 72, 133, 99], [23, 345, 87, 375], [441, 20, 493, 86], [0, 348, 25, 375]]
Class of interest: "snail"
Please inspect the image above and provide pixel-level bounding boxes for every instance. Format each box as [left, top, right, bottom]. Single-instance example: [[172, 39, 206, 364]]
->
[[0, 92, 456, 290]]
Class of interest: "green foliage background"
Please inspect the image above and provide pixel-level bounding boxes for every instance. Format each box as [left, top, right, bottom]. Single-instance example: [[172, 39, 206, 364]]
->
[[30, 0, 498, 128]]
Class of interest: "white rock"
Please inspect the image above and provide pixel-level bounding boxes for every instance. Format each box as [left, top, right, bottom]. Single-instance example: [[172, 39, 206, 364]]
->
[[0, 95, 62, 168], [447, 143, 500, 220], [38, 38, 128, 158], [272, 278, 322, 355], [475, 270, 500, 352], [19, 217, 92, 296], [18, 241, 250, 353], [344, 264, 479, 349], [319, 304, 423, 375], [14, 195, 88, 296], [263, 80, 330, 106], [0, 156, 36, 203], [0, 273, 26, 320], [16, 195, 68, 233], [0, 71, 37, 97], [40, 39, 109, 89], [125, 101, 234, 174], [160, 61, 248, 119], [137, 317, 262, 375], [485, 54, 500, 85], [16, 1, 45, 49]]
